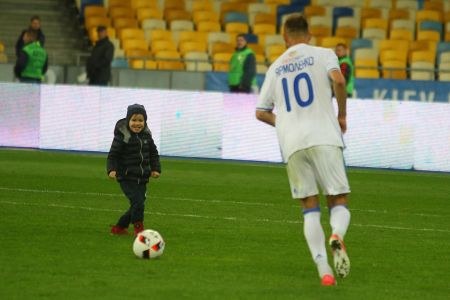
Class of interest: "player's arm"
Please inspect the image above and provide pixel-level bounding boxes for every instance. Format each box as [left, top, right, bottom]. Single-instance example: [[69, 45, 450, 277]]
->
[[329, 69, 347, 133], [255, 109, 276, 127]]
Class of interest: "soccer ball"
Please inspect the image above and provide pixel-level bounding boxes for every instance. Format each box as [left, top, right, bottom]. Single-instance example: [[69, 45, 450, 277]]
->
[[133, 229, 165, 259]]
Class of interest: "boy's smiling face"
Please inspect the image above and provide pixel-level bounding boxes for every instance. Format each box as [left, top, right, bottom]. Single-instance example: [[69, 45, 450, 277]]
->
[[129, 114, 145, 133]]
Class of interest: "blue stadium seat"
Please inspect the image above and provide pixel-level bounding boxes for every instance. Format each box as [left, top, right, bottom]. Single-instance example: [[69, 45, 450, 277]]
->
[[290, 0, 311, 5], [224, 12, 249, 25], [111, 58, 129, 68], [351, 38, 373, 60], [332, 7, 354, 35]]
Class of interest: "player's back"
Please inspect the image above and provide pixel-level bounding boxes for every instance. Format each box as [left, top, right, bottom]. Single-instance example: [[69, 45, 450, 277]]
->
[[258, 43, 344, 160]]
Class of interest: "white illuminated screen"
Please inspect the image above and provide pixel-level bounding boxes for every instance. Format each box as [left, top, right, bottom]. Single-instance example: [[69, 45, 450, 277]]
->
[[0, 83, 449, 172]]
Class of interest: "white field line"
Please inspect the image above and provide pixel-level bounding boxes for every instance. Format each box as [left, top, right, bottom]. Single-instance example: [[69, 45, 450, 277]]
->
[[0, 186, 444, 218], [0, 199, 449, 234]]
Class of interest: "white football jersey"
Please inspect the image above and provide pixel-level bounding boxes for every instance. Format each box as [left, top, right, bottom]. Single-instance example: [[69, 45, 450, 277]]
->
[[256, 43, 344, 162]]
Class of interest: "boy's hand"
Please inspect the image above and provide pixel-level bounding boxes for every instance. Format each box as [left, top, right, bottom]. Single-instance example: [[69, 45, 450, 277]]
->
[[151, 171, 160, 178], [108, 171, 116, 179]]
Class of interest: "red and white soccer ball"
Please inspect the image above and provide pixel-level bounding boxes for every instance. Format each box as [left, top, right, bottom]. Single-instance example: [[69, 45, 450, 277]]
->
[[133, 229, 165, 259]]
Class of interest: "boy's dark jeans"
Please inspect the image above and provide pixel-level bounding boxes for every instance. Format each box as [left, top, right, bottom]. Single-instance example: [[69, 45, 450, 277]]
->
[[116, 181, 147, 228]]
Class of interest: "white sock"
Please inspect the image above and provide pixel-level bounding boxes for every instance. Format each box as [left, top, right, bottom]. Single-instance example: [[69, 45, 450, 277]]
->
[[303, 209, 332, 277], [330, 205, 351, 240]]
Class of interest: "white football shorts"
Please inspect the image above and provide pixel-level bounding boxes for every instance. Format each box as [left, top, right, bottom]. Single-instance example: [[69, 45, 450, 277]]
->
[[286, 145, 350, 199]]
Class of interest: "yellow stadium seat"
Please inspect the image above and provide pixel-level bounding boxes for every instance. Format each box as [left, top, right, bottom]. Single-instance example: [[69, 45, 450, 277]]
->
[[137, 8, 163, 22], [417, 30, 441, 42], [248, 43, 264, 55], [416, 10, 443, 31], [388, 9, 410, 28], [335, 27, 358, 39], [192, 1, 214, 12], [122, 39, 148, 51], [158, 61, 185, 70], [109, 7, 135, 19], [165, 10, 191, 23], [148, 29, 172, 42], [210, 42, 235, 56], [320, 36, 348, 49], [389, 28, 413, 41], [119, 28, 145, 41], [126, 49, 151, 58], [379, 39, 409, 52], [309, 25, 332, 38], [213, 52, 233, 71], [131, 0, 158, 10], [179, 41, 207, 54], [253, 24, 276, 35], [197, 21, 221, 32], [109, 0, 131, 8], [225, 23, 249, 34], [364, 18, 389, 32], [151, 40, 177, 54], [193, 11, 219, 24], [155, 50, 184, 70], [220, 2, 248, 24], [381, 60, 407, 79], [265, 43, 286, 58], [410, 61, 435, 80], [423, 1, 444, 12], [254, 13, 276, 25], [361, 7, 382, 28], [85, 6, 107, 18], [264, 0, 289, 4], [380, 49, 408, 64], [355, 58, 379, 78], [178, 31, 208, 44], [165, 0, 185, 10], [129, 59, 145, 69], [113, 17, 138, 30], [304, 5, 326, 19], [85, 16, 111, 30], [410, 50, 436, 64]]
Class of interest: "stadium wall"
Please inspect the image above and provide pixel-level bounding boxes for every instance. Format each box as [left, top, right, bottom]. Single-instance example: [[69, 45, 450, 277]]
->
[[0, 82, 449, 172]]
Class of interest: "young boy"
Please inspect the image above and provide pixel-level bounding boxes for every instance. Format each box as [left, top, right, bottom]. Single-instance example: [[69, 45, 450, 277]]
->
[[107, 104, 161, 235]]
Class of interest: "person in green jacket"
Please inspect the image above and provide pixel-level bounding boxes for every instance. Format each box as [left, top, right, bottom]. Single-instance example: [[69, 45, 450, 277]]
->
[[228, 34, 257, 93], [335, 43, 354, 97], [14, 29, 48, 83]]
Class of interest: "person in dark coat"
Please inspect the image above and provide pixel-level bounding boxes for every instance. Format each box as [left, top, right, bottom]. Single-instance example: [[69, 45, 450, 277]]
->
[[86, 26, 114, 86], [15, 15, 46, 58], [107, 104, 161, 235]]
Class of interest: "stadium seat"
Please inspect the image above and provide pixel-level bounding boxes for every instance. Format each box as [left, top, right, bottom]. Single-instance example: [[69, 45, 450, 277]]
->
[[410, 61, 435, 80], [141, 19, 166, 31], [164, 0, 185, 10], [304, 5, 326, 19], [364, 18, 389, 33], [332, 7, 354, 34], [184, 51, 212, 72], [165, 10, 191, 23], [389, 28, 413, 41], [208, 32, 231, 45], [254, 24, 277, 35], [220, 2, 248, 24], [179, 41, 207, 55], [109, 7, 135, 19], [213, 52, 232, 71], [423, 1, 444, 12], [388, 9, 410, 25], [151, 40, 177, 54], [122, 39, 148, 56], [437, 42, 450, 64], [136, 8, 163, 23], [380, 49, 408, 66], [84, 5, 107, 18], [391, 19, 415, 33], [126, 48, 151, 58], [420, 21, 444, 38], [210, 42, 234, 56], [362, 28, 387, 40], [109, 0, 131, 8], [395, 0, 418, 10], [193, 11, 219, 24], [367, 0, 392, 9], [171, 20, 194, 32], [265, 43, 286, 58], [146, 29, 172, 43], [178, 31, 208, 44], [354, 48, 378, 60], [381, 60, 407, 79], [410, 50, 436, 64], [417, 30, 441, 42], [197, 21, 221, 32], [355, 67, 379, 78], [361, 7, 382, 28], [85, 16, 111, 30], [264, 34, 284, 47], [224, 12, 249, 25], [380, 39, 409, 52], [310, 15, 332, 30], [320, 36, 348, 49], [248, 3, 271, 26], [438, 62, 450, 81], [276, 4, 305, 30], [416, 10, 443, 31], [265, 0, 290, 4], [113, 17, 138, 32], [248, 43, 264, 55], [254, 13, 277, 26], [337, 16, 360, 32], [155, 50, 184, 70], [225, 23, 249, 34], [131, 0, 158, 10], [335, 27, 358, 39], [351, 38, 374, 59], [191, 0, 214, 13]]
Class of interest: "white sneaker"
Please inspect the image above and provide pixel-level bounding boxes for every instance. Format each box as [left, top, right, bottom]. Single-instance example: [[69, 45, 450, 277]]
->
[[329, 234, 350, 278]]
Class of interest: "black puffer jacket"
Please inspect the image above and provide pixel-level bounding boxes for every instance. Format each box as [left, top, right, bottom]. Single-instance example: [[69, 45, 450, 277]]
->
[[107, 118, 161, 183]]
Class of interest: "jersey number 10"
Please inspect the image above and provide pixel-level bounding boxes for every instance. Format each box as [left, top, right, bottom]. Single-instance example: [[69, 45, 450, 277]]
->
[[282, 73, 314, 112]]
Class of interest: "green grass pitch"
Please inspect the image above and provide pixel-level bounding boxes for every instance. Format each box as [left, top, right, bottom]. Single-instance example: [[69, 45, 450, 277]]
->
[[0, 149, 449, 300]]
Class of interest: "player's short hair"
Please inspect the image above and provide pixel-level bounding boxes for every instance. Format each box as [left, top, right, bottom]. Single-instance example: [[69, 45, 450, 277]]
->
[[284, 13, 309, 37], [26, 29, 38, 41], [30, 15, 41, 22]]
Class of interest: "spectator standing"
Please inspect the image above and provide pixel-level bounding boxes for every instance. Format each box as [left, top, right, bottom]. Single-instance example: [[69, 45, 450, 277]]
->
[[335, 43, 354, 97], [86, 26, 114, 86], [16, 16, 45, 58], [14, 29, 48, 83], [228, 34, 257, 93]]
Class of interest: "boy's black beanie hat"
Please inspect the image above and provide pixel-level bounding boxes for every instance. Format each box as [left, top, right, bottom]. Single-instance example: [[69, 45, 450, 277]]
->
[[126, 104, 147, 121]]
